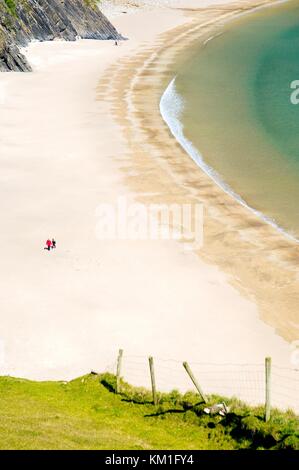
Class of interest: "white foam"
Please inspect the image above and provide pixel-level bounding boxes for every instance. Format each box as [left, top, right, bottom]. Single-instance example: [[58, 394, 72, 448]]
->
[[160, 76, 299, 243]]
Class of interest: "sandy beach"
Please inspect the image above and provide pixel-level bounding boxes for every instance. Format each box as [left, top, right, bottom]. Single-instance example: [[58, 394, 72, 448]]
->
[[0, 0, 298, 409]]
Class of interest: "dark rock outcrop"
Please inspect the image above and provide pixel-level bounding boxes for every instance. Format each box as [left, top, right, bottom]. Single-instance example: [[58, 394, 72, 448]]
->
[[0, 0, 123, 71], [0, 42, 31, 71]]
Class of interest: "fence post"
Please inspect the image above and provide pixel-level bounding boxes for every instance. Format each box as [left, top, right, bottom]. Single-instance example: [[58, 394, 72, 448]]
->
[[149, 356, 158, 406], [116, 349, 123, 394], [265, 356, 271, 422], [183, 361, 207, 403]]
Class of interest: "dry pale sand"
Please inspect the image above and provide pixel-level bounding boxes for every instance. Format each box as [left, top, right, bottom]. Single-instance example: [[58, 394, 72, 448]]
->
[[0, 0, 298, 409]]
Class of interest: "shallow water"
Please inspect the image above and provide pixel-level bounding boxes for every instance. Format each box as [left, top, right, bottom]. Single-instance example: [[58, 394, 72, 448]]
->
[[167, 0, 299, 239]]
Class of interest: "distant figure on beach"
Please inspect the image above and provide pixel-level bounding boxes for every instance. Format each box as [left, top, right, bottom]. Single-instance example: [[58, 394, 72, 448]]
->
[[44, 239, 52, 251], [52, 238, 56, 249], [115, 40, 118, 46]]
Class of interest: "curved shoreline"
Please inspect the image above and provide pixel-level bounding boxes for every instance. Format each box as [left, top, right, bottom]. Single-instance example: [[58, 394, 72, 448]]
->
[[160, 75, 299, 244], [102, 0, 299, 343]]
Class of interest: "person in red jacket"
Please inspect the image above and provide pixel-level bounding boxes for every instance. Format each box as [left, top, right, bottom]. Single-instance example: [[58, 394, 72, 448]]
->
[[45, 239, 52, 251]]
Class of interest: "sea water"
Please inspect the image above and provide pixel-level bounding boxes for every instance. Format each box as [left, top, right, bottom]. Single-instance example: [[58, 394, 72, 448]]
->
[[161, 0, 299, 240]]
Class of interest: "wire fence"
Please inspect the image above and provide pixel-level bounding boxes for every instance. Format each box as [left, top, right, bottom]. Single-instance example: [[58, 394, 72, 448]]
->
[[105, 352, 299, 414]]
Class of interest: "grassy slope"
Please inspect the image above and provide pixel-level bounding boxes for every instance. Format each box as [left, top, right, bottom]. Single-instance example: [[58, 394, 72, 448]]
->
[[0, 374, 298, 450]]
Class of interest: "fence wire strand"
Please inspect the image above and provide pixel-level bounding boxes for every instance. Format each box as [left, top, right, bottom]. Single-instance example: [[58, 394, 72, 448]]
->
[[106, 353, 299, 413]]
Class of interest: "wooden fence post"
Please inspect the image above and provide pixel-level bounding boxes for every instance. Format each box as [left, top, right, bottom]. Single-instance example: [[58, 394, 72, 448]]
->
[[265, 356, 271, 422], [183, 361, 207, 403], [116, 349, 123, 394], [149, 356, 158, 406]]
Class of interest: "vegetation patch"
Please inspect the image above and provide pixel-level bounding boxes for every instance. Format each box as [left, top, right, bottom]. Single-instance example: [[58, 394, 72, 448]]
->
[[100, 373, 299, 450], [4, 0, 17, 16], [0, 373, 297, 449], [83, 0, 99, 9]]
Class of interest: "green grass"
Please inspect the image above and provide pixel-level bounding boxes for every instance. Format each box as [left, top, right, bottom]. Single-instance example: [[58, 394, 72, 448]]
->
[[83, 0, 100, 9], [4, 0, 17, 16], [0, 373, 298, 450]]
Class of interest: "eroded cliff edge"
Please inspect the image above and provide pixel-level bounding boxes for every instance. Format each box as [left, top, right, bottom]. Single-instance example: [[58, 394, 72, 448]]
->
[[0, 0, 123, 71]]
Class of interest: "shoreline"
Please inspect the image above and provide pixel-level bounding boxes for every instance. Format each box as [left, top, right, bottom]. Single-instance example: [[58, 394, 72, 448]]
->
[[105, 0, 299, 344], [158, 0, 299, 246], [0, 0, 298, 411], [160, 67, 299, 246]]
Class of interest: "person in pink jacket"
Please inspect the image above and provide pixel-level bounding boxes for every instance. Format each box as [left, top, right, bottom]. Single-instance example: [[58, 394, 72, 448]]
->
[[45, 239, 52, 251]]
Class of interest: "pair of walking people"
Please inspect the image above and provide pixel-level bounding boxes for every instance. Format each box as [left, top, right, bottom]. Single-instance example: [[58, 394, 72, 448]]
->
[[45, 238, 56, 251]]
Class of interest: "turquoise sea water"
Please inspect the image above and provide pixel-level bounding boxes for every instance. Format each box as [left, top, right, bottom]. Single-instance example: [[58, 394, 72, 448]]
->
[[162, 0, 299, 239]]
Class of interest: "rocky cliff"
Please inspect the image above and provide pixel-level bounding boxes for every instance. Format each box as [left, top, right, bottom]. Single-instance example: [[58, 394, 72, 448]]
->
[[0, 0, 123, 71]]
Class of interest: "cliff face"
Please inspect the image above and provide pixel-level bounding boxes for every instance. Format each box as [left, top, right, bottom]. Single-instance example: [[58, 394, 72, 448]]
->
[[0, 0, 123, 71]]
